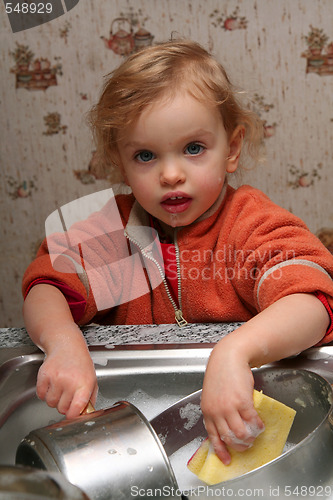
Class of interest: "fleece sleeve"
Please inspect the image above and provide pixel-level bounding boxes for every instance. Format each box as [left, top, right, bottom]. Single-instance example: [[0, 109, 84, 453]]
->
[[22, 197, 131, 325], [228, 186, 333, 343], [22, 194, 157, 326], [24, 278, 87, 323]]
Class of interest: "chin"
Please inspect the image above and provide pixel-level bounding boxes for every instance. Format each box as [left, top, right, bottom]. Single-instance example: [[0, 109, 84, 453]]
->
[[169, 215, 196, 228]]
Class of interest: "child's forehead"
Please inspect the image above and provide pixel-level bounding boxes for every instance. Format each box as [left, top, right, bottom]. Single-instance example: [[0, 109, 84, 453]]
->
[[145, 83, 217, 111], [108, 60, 230, 140], [122, 92, 225, 145]]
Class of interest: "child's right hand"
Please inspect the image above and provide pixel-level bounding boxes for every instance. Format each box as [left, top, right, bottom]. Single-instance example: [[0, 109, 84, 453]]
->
[[23, 284, 98, 419], [36, 342, 98, 419]]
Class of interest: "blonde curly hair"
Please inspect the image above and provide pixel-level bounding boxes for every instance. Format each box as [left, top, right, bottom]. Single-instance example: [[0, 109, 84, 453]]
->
[[88, 39, 264, 175]]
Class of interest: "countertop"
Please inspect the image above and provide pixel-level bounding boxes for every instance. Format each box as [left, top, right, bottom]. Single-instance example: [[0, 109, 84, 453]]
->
[[0, 322, 243, 349]]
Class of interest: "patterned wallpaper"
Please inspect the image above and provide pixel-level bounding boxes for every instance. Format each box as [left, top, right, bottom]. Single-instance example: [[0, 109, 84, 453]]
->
[[0, 0, 332, 327]]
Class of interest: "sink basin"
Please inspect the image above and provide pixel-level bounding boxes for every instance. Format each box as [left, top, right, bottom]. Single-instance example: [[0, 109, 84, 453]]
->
[[0, 343, 211, 466], [1, 342, 333, 499]]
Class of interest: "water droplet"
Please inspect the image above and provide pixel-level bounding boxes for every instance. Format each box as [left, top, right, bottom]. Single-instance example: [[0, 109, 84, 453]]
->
[[147, 465, 154, 472], [108, 449, 117, 455], [169, 214, 179, 227], [56, 427, 63, 432], [85, 421, 95, 426], [127, 447, 137, 455]]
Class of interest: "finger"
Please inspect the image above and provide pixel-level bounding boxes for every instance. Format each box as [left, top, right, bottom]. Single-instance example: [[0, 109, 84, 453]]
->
[[57, 391, 73, 416], [239, 404, 263, 426], [65, 388, 91, 419], [210, 435, 231, 465], [210, 409, 251, 452], [222, 415, 265, 451], [204, 418, 231, 465], [44, 383, 62, 409], [221, 434, 253, 452], [238, 406, 266, 439], [240, 411, 265, 434], [36, 369, 50, 401], [223, 413, 255, 448]]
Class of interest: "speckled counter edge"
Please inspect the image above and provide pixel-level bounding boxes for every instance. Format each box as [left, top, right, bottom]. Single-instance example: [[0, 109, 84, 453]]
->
[[0, 323, 243, 348]]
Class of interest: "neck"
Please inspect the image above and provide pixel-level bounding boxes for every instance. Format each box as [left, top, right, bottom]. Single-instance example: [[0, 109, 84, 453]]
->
[[196, 182, 227, 223]]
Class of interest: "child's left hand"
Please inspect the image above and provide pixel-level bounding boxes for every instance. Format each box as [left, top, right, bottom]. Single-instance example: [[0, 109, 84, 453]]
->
[[201, 339, 264, 464], [201, 294, 330, 464]]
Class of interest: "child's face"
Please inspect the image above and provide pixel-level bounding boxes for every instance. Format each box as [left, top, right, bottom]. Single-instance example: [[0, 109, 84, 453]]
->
[[118, 92, 241, 229]]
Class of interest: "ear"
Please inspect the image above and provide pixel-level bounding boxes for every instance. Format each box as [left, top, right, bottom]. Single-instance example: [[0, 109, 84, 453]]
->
[[226, 125, 244, 173]]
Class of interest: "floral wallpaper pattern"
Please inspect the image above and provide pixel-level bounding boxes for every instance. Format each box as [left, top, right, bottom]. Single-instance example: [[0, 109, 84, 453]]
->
[[0, 0, 332, 326], [10, 42, 63, 90], [302, 25, 333, 76]]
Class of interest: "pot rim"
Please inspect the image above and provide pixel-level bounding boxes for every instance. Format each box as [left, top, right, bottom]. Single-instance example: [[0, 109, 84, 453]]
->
[[214, 368, 333, 486]]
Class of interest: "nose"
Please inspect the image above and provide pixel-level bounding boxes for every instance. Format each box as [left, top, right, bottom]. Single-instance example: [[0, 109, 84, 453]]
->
[[159, 160, 186, 186]]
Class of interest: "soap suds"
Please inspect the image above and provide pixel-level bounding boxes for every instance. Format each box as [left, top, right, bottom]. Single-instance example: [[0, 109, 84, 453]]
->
[[179, 403, 202, 430], [221, 421, 265, 447], [169, 436, 206, 491], [96, 388, 189, 421], [295, 397, 306, 408]]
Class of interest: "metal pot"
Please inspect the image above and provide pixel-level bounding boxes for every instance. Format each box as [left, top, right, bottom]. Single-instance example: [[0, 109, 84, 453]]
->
[[16, 401, 179, 500], [0, 465, 89, 499], [213, 368, 333, 500], [150, 368, 333, 500]]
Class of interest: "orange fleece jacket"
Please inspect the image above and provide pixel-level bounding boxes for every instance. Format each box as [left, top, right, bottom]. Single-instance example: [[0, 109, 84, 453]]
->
[[22, 185, 333, 343]]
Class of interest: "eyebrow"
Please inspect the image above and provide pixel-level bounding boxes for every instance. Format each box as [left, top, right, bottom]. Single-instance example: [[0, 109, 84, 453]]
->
[[122, 129, 215, 150], [185, 129, 215, 141], [122, 141, 145, 150]]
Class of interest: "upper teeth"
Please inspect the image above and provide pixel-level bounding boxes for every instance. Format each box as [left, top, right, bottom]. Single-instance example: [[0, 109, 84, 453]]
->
[[170, 196, 183, 200]]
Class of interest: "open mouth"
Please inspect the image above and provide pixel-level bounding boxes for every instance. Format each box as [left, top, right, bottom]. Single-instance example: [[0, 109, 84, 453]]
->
[[161, 194, 192, 213]]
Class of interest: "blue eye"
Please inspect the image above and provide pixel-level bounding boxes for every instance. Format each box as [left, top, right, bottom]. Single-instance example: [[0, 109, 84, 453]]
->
[[185, 143, 204, 155], [135, 150, 155, 163]]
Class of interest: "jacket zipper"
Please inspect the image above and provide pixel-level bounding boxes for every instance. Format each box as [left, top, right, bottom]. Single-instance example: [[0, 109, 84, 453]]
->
[[124, 230, 187, 327], [173, 230, 188, 326]]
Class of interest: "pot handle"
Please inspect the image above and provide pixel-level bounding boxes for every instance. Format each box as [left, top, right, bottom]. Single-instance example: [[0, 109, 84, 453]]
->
[[110, 17, 133, 35], [80, 401, 95, 415]]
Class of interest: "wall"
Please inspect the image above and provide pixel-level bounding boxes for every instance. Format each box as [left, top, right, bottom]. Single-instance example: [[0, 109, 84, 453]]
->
[[0, 0, 332, 327]]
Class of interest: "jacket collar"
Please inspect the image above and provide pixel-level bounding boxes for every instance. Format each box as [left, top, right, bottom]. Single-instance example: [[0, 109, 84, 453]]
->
[[124, 180, 229, 248]]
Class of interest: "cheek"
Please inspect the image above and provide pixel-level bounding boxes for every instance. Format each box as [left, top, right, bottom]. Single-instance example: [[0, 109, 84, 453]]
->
[[128, 177, 152, 203], [199, 169, 225, 192]]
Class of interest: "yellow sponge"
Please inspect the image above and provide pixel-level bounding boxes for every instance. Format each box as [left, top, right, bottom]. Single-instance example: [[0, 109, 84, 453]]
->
[[187, 390, 296, 485]]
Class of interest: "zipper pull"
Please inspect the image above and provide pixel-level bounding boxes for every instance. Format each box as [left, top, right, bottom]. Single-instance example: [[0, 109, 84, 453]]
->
[[175, 309, 188, 327]]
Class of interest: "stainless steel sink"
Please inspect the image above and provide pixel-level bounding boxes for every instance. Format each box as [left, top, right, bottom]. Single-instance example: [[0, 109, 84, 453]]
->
[[0, 343, 211, 466], [1, 343, 333, 499]]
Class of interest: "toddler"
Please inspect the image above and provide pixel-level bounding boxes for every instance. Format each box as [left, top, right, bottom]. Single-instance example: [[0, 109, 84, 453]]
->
[[22, 40, 333, 465]]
